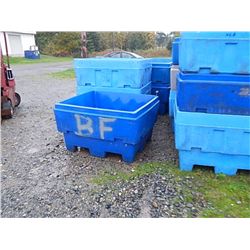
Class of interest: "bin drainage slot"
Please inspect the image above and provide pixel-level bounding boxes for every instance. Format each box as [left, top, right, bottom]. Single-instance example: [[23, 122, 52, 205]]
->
[[213, 129, 225, 132], [198, 67, 211, 73], [195, 108, 207, 113], [225, 42, 238, 45], [190, 147, 202, 152]]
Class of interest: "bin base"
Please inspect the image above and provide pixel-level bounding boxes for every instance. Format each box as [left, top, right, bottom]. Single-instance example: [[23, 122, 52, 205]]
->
[[63, 130, 153, 163], [178, 149, 250, 176]]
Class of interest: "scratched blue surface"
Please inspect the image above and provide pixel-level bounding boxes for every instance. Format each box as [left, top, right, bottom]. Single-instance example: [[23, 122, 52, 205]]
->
[[179, 32, 250, 74], [176, 72, 250, 115], [74, 58, 151, 90]]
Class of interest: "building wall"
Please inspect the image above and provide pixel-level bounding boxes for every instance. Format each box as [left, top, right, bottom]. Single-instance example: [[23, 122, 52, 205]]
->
[[0, 32, 9, 55], [0, 32, 36, 57], [21, 33, 36, 52]]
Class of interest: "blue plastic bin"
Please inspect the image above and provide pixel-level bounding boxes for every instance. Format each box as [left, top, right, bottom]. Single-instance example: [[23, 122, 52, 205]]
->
[[54, 91, 159, 163], [151, 83, 170, 103], [179, 32, 250, 74], [151, 83, 170, 115], [149, 58, 172, 84], [174, 102, 250, 175], [177, 72, 250, 115], [77, 81, 152, 95], [172, 37, 180, 65], [24, 50, 40, 59], [74, 58, 152, 89], [156, 103, 168, 115]]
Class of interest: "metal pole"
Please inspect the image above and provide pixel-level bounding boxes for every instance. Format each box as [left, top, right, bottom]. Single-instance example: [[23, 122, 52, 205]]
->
[[3, 32, 10, 67], [112, 32, 114, 51], [81, 32, 87, 58]]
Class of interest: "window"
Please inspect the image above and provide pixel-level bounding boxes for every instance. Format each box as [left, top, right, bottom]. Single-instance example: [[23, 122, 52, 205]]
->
[[122, 52, 133, 58], [110, 52, 121, 58]]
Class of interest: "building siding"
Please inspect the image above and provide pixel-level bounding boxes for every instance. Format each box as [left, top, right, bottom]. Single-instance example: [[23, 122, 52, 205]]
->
[[0, 32, 36, 57]]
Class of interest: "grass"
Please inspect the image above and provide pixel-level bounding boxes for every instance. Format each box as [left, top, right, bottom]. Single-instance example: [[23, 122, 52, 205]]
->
[[200, 173, 250, 217], [49, 69, 75, 79], [4, 54, 73, 65], [92, 162, 250, 218], [92, 162, 164, 185]]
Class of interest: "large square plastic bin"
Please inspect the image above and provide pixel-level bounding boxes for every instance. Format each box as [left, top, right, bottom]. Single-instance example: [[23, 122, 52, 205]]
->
[[151, 83, 170, 103], [54, 91, 159, 163], [151, 83, 170, 115], [177, 72, 250, 115], [149, 58, 172, 84], [174, 102, 250, 175], [74, 58, 152, 89], [77, 81, 151, 95], [179, 32, 250, 74], [172, 37, 180, 65]]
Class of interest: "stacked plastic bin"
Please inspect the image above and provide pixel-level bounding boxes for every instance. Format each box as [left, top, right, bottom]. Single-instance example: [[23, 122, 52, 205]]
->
[[74, 58, 152, 95], [54, 58, 160, 163], [174, 32, 250, 175], [169, 37, 180, 126], [150, 58, 172, 115]]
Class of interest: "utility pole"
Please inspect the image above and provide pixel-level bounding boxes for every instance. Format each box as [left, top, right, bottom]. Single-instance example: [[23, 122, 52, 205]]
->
[[81, 32, 87, 58], [112, 32, 114, 51]]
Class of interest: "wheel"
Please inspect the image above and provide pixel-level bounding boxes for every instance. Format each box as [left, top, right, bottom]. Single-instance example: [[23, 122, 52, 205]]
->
[[2, 100, 14, 119], [15, 92, 21, 107]]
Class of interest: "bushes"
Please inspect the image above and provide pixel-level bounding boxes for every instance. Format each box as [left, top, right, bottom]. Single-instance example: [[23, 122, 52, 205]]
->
[[134, 48, 170, 58], [37, 32, 81, 57], [35, 32, 173, 58]]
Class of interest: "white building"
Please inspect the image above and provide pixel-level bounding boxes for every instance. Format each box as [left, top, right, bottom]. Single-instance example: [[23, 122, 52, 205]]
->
[[0, 31, 37, 57]]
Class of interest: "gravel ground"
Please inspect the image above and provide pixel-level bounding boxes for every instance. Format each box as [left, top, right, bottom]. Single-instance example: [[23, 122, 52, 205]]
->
[[1, 62, 208, 218]]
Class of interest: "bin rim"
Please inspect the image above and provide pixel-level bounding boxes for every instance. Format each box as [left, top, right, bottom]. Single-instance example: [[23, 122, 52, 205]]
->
[[55, 91, 159, 115]]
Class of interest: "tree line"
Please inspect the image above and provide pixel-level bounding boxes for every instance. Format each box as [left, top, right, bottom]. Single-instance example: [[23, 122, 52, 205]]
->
[[35, 32, 179, 57]]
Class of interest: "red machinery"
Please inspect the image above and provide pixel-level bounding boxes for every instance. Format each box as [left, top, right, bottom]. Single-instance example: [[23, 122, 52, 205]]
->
[[1, 32, 21, 119]]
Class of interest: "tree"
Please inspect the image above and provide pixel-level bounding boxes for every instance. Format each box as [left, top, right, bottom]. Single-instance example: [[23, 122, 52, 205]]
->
[[166, 32, 180, 51], [98, 32, 114, 51], [35, 31, 161, 57], [43, 32, 81, 57], [126, 32, 155, 51], [145, 32, 156, 49], [35, 32, 58, 53], [116, 32, 128, 50], [127, 32, 141, 50], [155, 32, 167, 48], [86, 32, 102, 53]]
